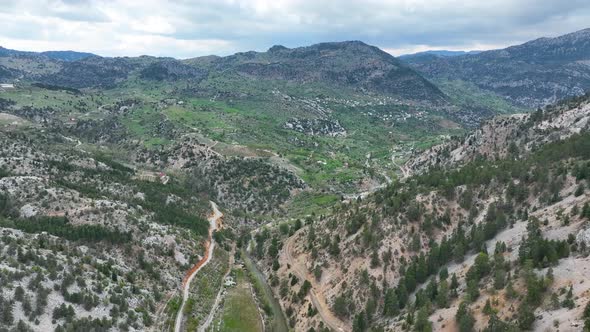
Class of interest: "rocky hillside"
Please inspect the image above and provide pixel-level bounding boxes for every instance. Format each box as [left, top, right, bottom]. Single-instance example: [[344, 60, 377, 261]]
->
[[403, 28, 590, 108], [406, 92, 590, 175], [250, 95, 590, 332], [0, 129, 214, 331]]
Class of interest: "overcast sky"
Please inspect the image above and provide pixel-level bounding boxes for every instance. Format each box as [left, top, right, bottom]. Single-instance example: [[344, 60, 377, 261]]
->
[[0, 0, 589, 58]]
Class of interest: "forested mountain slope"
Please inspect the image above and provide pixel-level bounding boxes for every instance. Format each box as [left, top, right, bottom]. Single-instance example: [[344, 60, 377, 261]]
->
[[249, 95, 590, 331]]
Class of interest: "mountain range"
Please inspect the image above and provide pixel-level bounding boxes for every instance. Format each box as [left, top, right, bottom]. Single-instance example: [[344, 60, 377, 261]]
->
[[0, 27, 590, 332], [402, 28, 590, 108]]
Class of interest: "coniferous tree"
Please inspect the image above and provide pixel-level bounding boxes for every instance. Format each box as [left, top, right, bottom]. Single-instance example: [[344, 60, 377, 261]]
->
[[517, 302, 535, 330], [436, 280, 449, 308], [466, 279, 479, 302], [414, 306, 432, 332], [456, 302, 475, 332], [383, 289, 399, 316], [352, 311, 367, 332]]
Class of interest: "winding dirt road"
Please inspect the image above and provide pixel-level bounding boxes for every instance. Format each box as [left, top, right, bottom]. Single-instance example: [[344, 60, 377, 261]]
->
[[283, 229, 349, 332], [174, 201, 223, 332]]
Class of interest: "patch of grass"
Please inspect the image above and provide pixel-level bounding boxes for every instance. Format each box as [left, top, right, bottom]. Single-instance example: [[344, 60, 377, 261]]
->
[[435, 79, 529, 114], [217, 269, 263, 332], [186, 247, 229, 326], [164, 295, 182, 330], [286, 191, 340, 218]]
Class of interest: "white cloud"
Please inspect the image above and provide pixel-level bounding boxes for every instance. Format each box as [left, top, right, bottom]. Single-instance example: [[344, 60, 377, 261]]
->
[[0, 0, 588, 57]]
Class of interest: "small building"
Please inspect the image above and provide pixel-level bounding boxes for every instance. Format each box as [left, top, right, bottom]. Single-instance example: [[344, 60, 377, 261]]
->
[[0, 83, 15, 89]]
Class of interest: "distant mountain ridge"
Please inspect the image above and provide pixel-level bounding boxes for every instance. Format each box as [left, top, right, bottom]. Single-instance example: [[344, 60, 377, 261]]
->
[[0, 46, 95, 61], [402, 28, 590, 108], [399, 49, 482, 58], [0, 41, 447, 104]]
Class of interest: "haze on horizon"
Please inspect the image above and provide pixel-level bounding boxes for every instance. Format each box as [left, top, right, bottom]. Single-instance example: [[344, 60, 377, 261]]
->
[[0, 0, 589, 58]]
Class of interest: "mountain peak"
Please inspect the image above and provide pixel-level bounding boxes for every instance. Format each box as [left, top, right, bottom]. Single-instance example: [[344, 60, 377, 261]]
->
[[268, 45, 289, 53]]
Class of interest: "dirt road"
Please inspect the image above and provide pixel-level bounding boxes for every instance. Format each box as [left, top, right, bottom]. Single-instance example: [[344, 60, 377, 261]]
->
[[174, 201, 223, 332], [283, 229, 350, 332], [198, 243, 235, 332]]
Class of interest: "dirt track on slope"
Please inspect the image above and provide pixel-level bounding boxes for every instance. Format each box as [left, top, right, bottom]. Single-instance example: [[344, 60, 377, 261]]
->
[[174, 201, 223, 332], [283, 229, 350, 332]]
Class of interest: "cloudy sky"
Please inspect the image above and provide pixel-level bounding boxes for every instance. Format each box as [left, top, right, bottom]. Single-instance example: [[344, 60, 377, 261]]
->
[[0, 0, 589, 58]]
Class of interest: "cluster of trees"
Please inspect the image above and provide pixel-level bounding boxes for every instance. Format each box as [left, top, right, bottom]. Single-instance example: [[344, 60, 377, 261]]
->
[[381, 202, 513, 320], [389, 131, 590, 212], [518, 218, 570, 268], [465, 217, 574, 331], [52, 303, 75, 321], [211, 158, 303, 213], [0, 217, 132, 244], [137, 180, 210, 237], [517, 261, 554, 330], [54, 317, 113, 332], [0, 293, 15, 326], [455, 302, 476, 332]]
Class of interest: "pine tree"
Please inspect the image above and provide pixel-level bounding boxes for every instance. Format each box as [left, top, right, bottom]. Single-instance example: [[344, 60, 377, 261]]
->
[[506, 278, 517, 299], [466, 279, 479, 302], [14, 286, 25, 302], [456, 302, 475, 332], [411, 233, 421, 252], [493, 268, 506, 290], [453, 242, 466, 262], [436, 280, 449, 308], [414, 306, 432, 332], [365, 298, 376, 322], [550, 293, 560, 310], [562, 285, 575, 309], [383, 288, 399, 316], [333, 296, 348, 317], [397, 282, 409, 309], [370, 250, 381, 268], [352, 311, 367, 332], [518, 302, 535, 330]]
